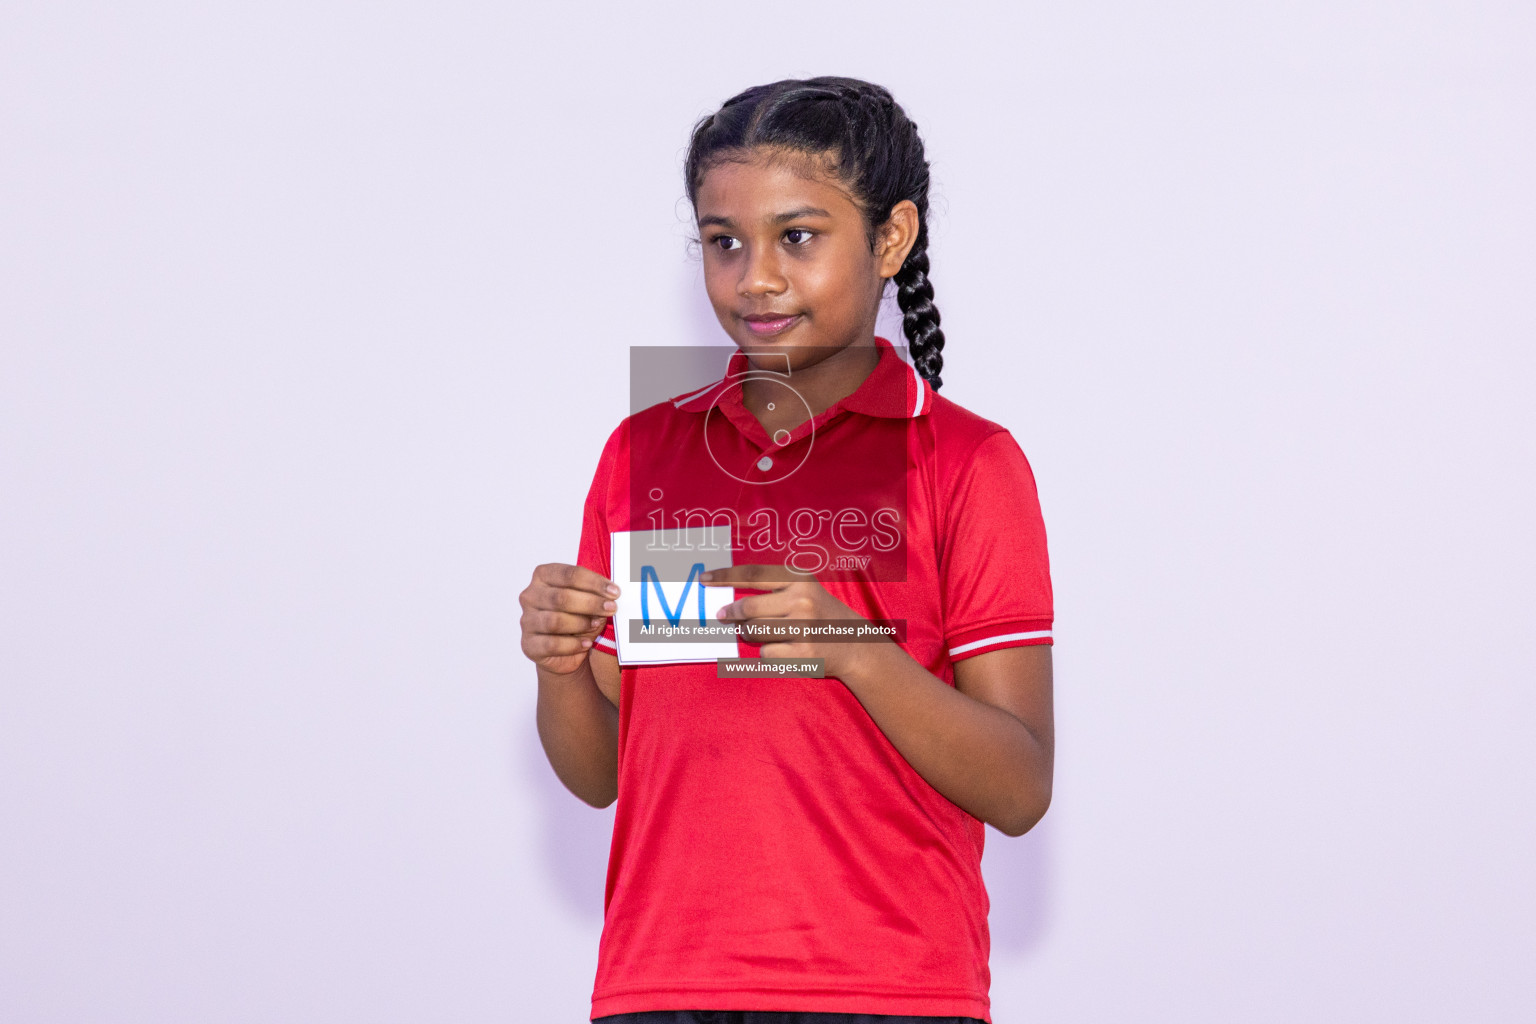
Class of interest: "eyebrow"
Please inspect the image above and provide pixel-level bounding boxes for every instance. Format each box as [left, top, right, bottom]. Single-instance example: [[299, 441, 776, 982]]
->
[[697, 206, 833, 229]]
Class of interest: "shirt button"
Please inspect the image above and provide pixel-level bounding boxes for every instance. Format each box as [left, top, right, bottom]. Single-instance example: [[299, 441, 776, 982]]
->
[[756, 455, 773, 471]]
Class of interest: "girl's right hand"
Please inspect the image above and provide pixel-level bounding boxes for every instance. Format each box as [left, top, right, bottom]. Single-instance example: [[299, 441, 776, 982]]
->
[[519, 563, 620, 676]]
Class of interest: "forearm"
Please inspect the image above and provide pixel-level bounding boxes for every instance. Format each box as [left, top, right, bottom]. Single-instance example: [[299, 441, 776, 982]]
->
[[837, 643, 1052, 836], [535, 657, 619, 808]]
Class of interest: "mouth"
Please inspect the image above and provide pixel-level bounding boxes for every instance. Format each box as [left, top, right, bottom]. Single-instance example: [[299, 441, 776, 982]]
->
[[740, 312, 803, 337]]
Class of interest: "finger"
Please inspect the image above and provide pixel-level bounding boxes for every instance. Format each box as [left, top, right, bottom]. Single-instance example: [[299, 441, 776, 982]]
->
[[715, 592, 788, 623], [533, 580, 618, 618], [522, 632, 598, 659], [527, 608, 608, 637], [536, 562, 622, 599], [534, 582, 613, 617], [698, 564, 801, 589]]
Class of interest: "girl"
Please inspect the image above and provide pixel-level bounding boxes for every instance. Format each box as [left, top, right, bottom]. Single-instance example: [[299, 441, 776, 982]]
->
[[520, 77, 1054, 1024]]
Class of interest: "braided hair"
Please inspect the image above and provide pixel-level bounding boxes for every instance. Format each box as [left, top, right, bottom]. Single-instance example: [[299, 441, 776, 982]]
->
[[684, 77, 946, 390]]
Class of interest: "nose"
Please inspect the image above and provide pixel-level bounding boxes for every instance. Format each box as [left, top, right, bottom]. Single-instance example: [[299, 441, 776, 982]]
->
[[738, 242, 787, 298]]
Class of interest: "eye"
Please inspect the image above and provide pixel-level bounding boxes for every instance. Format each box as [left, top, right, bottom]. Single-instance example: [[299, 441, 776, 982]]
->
[[711, 235, 741, 252], [784, 228, 814, 245]]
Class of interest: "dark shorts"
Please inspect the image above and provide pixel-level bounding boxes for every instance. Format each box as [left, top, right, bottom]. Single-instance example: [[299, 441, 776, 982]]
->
[[593, 1014, 986, 1024]]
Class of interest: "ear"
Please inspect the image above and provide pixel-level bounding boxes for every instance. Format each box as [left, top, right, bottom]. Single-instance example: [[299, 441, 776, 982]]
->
[[874, 200, 921, 279]]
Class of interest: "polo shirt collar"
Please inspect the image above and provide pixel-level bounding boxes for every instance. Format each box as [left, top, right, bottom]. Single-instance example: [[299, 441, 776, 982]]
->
[[668, 335, 933, 422]]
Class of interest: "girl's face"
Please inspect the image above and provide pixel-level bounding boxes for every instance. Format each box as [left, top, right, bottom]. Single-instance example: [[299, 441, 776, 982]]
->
[[694, 149, 915, 372]]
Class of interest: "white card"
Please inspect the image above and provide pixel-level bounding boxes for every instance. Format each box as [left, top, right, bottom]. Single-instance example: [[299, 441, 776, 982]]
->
[[610, 529, 738, 665]]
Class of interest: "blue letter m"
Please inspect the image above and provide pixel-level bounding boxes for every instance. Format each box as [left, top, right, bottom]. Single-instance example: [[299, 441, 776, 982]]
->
[[639, 563, 707, 627]]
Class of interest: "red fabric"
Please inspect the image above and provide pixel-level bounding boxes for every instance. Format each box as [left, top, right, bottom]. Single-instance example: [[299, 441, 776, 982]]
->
[[574, 338, 1053, 1021]]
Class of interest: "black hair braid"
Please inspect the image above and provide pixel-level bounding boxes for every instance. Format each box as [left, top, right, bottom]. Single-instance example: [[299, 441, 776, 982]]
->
[[895, 225, 944, 390], [686, 76, 948, 390]]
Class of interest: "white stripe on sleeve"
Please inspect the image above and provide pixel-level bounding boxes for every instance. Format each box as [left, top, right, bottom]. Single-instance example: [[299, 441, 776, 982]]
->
[[947, 630, 1053, 657]]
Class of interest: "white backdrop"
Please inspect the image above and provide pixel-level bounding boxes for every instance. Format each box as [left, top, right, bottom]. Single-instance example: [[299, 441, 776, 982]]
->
[[3, 3, 1533, 1021]]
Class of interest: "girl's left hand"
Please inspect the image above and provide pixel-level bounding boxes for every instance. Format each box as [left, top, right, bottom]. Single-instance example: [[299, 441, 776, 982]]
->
[[699, 564, 882, 678]]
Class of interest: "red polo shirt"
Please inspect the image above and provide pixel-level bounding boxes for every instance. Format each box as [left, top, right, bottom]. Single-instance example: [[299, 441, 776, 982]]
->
[[575, 337, 1053, 1021]]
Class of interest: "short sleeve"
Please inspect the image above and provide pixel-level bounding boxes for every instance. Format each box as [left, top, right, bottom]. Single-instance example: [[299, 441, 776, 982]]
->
[[940, 429, 1054, 661], [577, 424, 624, 655]]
